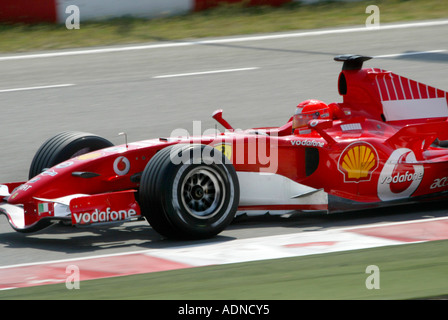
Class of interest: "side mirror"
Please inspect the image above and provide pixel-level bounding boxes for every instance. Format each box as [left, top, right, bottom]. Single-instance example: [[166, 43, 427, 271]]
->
[[308, 119, 335, 145], [212, 109, 234, 131]]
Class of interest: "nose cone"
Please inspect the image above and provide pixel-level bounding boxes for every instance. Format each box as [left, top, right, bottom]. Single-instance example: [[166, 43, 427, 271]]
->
[[7, 161, 80, 205], [6, 144, 143, 205], [8, 183, 34, 204], [7, 174, 48, 204]]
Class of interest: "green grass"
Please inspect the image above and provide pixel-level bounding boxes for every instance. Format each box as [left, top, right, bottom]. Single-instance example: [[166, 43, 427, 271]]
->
[[0, 0, 447, 53], [2, 240, 448, 300]]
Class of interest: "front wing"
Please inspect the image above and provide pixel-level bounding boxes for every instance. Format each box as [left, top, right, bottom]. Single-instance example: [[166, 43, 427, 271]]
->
[[0, 185, 141, 232]]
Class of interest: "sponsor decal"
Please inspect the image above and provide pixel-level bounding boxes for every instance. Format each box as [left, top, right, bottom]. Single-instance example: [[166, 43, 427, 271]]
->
[[77, 152, 103, 160], [38, 203, 53, 216], [341, 123, 362, 131], [430, 176, 448, 189], [297, 128, 312, 135], [113, 156, 130, 176], [290, 140, 324, 148], [9, 184, 32, 200], [55, 161, 74, 169], [41, 169, 58, 177], [338, 141, 378, 182], [103, 146, 128, 153], [72, 207, 137, 225], [214, 143, 232, 160], [377, 148, 424, 201], [38, 203, 49, 214], [15, 184, 32, 192], [309, 119, 319, 127], [129, 141, 158, 148]]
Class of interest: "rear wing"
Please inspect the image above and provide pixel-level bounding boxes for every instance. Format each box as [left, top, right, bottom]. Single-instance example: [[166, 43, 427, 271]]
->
[[335, 55, 448, 124]]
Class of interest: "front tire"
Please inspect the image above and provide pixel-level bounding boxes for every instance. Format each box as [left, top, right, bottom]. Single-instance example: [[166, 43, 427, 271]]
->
[[29, 131, 114, 179], [139, 144, 239, 239]]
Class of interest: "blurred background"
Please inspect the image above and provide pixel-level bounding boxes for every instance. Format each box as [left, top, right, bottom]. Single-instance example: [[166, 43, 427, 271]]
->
[[1, 0, 448, 300]]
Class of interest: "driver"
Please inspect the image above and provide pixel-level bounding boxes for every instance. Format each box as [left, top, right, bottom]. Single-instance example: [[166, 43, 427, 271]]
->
[[292, 99, 332, 132]]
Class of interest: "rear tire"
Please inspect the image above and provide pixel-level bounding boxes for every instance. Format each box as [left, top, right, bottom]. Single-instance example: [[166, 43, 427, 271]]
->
[[139, 144, 239, 239], [29, 131, 114, 179]]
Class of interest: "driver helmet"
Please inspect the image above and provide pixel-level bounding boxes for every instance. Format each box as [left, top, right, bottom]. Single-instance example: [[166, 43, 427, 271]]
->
[[292, 99, 331, 131]]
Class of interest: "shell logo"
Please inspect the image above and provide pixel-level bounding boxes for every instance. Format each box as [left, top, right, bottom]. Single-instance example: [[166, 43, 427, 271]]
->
[[338, 142, 378, 182]]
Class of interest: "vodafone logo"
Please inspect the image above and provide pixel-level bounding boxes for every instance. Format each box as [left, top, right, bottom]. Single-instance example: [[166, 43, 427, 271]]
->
[[377, 148, 424, 201], [72, 208, 137, 225], [113, 156, 130, 175], [290, 140, 324, 147]]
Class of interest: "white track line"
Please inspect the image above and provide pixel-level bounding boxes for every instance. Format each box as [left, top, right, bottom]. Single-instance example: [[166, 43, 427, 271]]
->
[[374, 49, 447, 58], [153, 67, 259, 79], [0, 83, 75, 93], [1, 216, 447, 271], [0, 20, 447, 62]]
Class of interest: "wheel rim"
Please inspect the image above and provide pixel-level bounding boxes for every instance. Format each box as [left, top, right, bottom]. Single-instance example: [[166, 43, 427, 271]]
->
[[180, 167, 225, 219]]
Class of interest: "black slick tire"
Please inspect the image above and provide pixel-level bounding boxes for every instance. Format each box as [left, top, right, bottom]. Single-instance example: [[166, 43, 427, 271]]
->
[[29, 131, 113, 179], [139, 144, 239, 239]]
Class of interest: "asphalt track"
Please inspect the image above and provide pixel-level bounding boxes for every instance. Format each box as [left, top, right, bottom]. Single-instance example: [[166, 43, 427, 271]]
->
[[1, 20, 448, 268]]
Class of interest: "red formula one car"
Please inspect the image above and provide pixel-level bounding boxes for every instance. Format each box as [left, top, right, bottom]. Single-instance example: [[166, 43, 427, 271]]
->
[[1, 55, 448, 239]]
